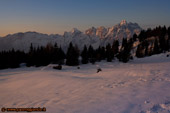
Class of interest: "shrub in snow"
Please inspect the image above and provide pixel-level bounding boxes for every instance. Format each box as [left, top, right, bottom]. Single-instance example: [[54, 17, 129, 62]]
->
[[77, 66, 80, 69], [97, 68, 102, 73], [53, 65, 62, 70]]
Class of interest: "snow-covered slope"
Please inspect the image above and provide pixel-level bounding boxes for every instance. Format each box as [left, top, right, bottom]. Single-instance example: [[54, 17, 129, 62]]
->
[[0, 32, 63, 52], [0, 53, 170, 113], [0, 20, 142, 52]]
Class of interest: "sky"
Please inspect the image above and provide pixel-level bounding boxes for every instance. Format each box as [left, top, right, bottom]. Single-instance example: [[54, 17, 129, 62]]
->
[[0, 0, 170, 36]]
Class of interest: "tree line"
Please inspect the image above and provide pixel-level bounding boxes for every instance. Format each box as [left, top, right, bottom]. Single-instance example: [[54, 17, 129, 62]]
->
[[0, 26, 170, 70], [0, 39, 131, 69], [136, 26, 170, 58]]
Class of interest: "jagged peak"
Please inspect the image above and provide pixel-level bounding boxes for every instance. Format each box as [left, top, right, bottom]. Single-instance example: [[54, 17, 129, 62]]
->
[[91, 26, 96, 29], [86, 26, 96, 31], [97, 26, 106, 29], [71, 28, 81, 34], [85, 27, 97, 36], [120, 20, 128, 25]]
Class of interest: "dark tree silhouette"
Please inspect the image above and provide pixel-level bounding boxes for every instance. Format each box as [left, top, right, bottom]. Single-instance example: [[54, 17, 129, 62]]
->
[[133, 33, 138, 41], [66, 43, 79, 66], [118, 38, 133, 62], [153, 39, 160, 54], [112, 40, 119, 55], [81, 45, 89, 64], [88, 45, 96, 64], [106, 43, 114, 62]]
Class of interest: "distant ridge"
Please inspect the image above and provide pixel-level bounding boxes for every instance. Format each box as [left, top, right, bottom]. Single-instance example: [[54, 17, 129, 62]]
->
[[0, 20, 142, 52]]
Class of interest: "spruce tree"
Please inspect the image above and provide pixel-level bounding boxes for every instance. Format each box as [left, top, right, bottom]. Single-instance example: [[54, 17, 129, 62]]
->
[[112, 40, 119, 55], [168, 27, 170, 51], [118, 38, 127, 61], [122, 38, 133, 62], [88, 45, 96, 64], [153, 39, 160, 54], [96, 46, 102, 62], [66, 43, 79, 66], [133, 33, 138, 41], [138, 30, 146, 42], [144, 42, 149, 56], [52, 43, 59, 64], [81, 45, 89, 64], [26, 43, 35, 67], [106, 43, 114, 62], [136, 43, 146, 58], [101, 47, 106, 60], [58, 47, 65, 64]]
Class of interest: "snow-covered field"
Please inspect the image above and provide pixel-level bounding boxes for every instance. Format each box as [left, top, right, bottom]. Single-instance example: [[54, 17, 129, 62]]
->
[[1, 54, 170, 113]]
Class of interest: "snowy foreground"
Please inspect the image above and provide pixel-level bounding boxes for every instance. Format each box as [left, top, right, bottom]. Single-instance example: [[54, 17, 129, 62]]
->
[[1, 54, 170, 113]]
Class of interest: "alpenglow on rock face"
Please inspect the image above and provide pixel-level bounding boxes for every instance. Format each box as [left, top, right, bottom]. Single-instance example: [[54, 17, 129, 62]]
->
[[0, 20, 142, 52], [105, 20, 141, 41], [85, 20, 141, 40]]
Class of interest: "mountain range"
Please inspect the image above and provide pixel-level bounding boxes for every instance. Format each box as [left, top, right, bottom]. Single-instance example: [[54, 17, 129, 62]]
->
[[0, 20, 142, 52]]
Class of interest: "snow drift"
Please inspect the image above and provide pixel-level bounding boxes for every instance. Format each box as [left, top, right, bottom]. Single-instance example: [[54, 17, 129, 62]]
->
[[0, 53, 170, 113]]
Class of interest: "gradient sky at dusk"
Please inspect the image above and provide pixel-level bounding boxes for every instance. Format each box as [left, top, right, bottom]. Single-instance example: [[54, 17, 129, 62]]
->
[[0, 0, 170, 36]]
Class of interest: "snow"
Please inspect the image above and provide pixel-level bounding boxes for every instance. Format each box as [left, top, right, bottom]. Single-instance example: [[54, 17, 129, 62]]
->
[[0, 21, 142, 52], [96, 26, 108, 39], [120, 20, 127, 25], [1, 54, 170, 113], [71, 28, 81, 34], [105, 20, 141, 42], [85, 27, 97, 37]]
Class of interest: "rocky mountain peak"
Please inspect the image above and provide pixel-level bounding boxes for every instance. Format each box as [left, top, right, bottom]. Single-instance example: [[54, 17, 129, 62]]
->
[[120, 20, 128, 25]]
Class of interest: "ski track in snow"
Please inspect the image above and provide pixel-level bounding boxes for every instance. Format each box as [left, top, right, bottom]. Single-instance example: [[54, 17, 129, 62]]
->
[[0, 54, 170, 113]]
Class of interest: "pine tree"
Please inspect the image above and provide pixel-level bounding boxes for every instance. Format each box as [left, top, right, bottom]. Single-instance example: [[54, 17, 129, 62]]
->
[[0, 49, 26, 69], [159, 26, 167, 52], [66, 43, 79, 66], [81, 45, 88, 64], [96, 46, 102, 62], [133, 33, 138, 41], [58, 47, 65, 64], [159, 35, 166, 52], [118, 38, 128, 62], [88, 45, 96, 64], [101, 47, 106, 60], [153, 39, 160, 54], [52, 43, 59, 64], [138, 30, 146, 42], [112, 40, 119, 55], [122, 38, 127, 49], [144, 41, 149, 56], [146, 28, 152, 38], [121, 38, 133, 62], [168, 27, 170, 51], [26, 43, 35, 67], [106, 43, 114, 62], [136, 44, 145, 58]]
